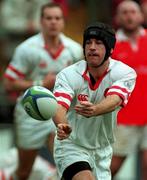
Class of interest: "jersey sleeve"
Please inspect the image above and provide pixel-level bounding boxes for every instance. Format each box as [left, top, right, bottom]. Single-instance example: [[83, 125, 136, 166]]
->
[[71, 43, 83, 63], [4, 45, 33, 81], [66, 40, 83, 63], [53, 71, 75, 110], [105, 62, 137, 106]]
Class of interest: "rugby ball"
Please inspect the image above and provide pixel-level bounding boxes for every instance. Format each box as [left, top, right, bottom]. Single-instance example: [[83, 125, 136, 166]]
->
[[21, 86, 58, 121]]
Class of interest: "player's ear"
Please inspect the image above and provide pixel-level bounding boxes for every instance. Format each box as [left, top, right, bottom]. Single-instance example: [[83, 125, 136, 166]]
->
[[40, 18, 43, 25], [115, 13, 120, 26], [139, 11, 144, 25], [110, 48, 114, 54]]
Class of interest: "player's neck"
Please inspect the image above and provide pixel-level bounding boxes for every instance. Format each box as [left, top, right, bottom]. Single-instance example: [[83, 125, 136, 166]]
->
[[44, 34, 61, 48], [88, 61, 109, 81], [123, 27, 142, 40]]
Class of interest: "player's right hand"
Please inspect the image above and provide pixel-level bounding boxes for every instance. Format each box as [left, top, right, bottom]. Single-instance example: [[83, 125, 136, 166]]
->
[[57, 123, 72, 140]]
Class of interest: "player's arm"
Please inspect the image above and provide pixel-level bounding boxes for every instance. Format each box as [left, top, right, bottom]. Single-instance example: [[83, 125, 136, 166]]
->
[[52, 70, 74, 140], [75, 64, 136, 117], [3, 44, 56, 93], [53, 104, 72, 140], [3, 46, 34, 93], [75, 94, 122, 117], [3, 78, 33, 93], [4, 72, 56, 93]]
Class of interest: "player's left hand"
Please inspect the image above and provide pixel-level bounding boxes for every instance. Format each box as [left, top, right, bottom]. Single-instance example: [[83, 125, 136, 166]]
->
[[74, 101, 97, 117]]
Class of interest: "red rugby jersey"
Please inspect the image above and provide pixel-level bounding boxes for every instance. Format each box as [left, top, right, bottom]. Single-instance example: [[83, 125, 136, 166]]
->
[[112, 28, 147, 125]]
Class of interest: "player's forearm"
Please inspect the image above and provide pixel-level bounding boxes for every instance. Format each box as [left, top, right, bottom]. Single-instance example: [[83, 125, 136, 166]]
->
[[52, 104, 68, 127], [53, 104, 72, 140], [95, 95, 122, 115], [4, 78, 33, 92]]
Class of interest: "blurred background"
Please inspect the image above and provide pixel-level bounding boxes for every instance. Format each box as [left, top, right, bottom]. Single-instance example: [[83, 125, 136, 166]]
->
[[0, 0, 146, 179]]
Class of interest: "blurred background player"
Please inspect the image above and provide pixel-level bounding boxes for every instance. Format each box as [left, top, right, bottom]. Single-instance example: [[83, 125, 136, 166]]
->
[[0, 0, 52, 62], [3, 2, 83, 180], [111, 1, 147, 179], [52, 21, 136, 180]]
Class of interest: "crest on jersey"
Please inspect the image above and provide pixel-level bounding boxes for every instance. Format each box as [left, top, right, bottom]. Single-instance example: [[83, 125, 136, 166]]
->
[[77, 94, 88, 101], [124, 79, 135, 90]]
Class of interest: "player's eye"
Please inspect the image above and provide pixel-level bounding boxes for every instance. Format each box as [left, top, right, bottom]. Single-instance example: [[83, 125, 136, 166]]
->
[[86, 40, 91, 44], [55, 16, 63, 20]]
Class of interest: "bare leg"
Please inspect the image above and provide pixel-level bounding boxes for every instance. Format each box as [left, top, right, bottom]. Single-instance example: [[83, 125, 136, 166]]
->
[[47, 132, 55, 156], [72, 170, 95, 180], [16, 148, 38, 180], [110, 155, 126, 178], [140, 150, 147, 180]]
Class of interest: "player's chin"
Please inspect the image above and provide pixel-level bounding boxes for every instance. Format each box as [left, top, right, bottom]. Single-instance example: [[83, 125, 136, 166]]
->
[[125, 24, 138, 32], [88, 59, 101, 66], [48, 31, 59, 37], [89, 62, 101, 68]]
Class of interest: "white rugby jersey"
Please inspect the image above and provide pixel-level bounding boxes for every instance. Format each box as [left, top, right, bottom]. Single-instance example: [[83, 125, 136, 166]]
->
[[4, 33, 83, 84], [54, 59, 136, 149]]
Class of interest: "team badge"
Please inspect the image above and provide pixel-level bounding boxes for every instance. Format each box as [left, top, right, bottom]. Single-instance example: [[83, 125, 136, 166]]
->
[[77, 94, 88, 101]]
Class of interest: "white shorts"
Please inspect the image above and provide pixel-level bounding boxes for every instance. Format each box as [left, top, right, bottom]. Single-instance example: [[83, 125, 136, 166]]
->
[[54, 137, 113, 180], [14, 102, 56, 149], [113, 125, 147, 156]]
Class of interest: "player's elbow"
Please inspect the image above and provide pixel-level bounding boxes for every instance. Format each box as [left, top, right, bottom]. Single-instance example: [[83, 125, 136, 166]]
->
[[107, 94, 123, 110], [113, 95, 123, 109]]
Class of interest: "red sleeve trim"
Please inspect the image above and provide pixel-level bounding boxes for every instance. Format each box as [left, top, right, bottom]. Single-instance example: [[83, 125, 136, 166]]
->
[[54, 92, 72, 101], [8, 65, 25, 78], [58, 101, 69, 110], [109, 86, 129, 94], [4, 74, 16, 81]]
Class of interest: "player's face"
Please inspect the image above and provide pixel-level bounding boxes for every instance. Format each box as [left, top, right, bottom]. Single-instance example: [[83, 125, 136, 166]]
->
[[85, 38, 106, 68], [117, 2, 143, 32], [40, 7, 64, 37]]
